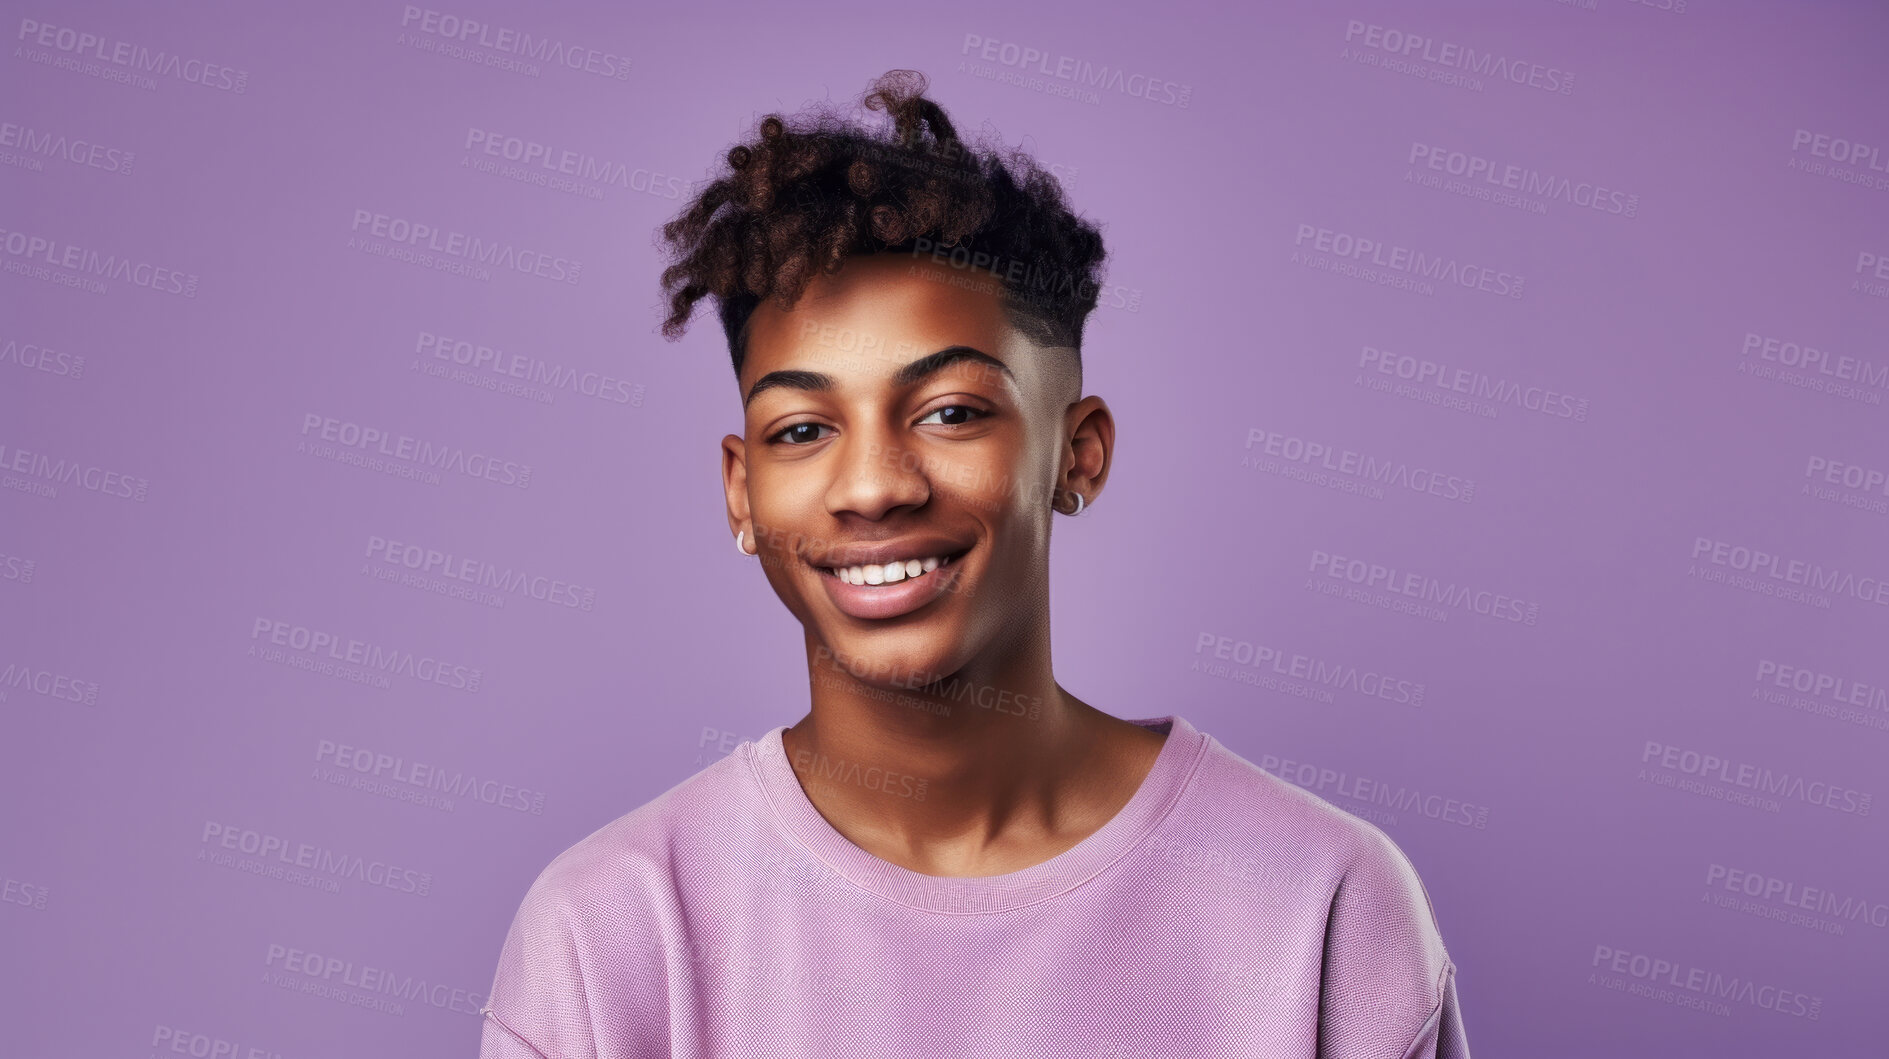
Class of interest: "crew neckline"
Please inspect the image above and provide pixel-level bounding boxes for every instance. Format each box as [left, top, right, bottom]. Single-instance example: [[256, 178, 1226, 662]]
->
[[747, 714, 1210, 914]]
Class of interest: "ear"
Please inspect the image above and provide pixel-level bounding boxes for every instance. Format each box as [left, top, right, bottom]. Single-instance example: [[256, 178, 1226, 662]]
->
[[1059, 395, 1113, 512], [721, 433, 751, 548]]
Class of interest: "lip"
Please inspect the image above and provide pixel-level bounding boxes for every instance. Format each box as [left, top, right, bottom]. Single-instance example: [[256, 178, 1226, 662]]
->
[[805, 534, 974, 569], [812, 545, 971, 621]]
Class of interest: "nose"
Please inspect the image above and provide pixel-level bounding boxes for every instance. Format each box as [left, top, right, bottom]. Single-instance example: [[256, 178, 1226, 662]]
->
[[825, 425, 930, 519]]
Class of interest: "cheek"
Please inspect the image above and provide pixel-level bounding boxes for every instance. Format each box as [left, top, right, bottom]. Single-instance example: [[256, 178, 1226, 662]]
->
[[946, 437, 1048, 510], [748, 483, 826, 538]]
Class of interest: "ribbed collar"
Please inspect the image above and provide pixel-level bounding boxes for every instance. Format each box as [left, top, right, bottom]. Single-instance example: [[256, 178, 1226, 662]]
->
[[746, 714, 1210, 915]]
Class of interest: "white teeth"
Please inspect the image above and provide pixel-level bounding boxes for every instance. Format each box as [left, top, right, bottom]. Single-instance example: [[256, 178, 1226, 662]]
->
[[825, 553, 955, 585]]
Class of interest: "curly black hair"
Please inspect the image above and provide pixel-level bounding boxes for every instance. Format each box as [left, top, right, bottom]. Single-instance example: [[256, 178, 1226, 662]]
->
[[656, 69, 1109, 381]]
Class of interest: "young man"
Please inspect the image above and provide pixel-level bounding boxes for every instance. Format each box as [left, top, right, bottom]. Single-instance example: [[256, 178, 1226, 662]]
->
[[478, 69, 1469, 1059]]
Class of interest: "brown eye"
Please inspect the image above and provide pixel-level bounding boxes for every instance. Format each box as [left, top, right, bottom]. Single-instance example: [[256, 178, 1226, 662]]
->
[[917, 405, 988, 427], [770, 423, 833, 445]]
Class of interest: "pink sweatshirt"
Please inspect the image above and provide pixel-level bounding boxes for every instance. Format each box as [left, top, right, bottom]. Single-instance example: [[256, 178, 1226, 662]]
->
[[478, 715, 1469, 1058]]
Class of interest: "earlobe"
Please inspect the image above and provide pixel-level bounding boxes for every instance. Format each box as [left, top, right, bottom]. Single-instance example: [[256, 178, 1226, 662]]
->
[[722, 433, 752, 550], [1055, 488, 1087, 516]]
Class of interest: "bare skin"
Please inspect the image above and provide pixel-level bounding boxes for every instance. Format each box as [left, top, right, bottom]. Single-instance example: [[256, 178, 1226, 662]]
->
[[720, 251, 1166, 878]]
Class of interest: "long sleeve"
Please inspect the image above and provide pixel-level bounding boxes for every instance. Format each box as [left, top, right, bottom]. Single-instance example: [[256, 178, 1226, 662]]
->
[[1315, 825, 1469, 1059]]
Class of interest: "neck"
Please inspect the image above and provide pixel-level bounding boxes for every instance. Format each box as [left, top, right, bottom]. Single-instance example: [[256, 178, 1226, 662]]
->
[[783, 626, 1150, 877]]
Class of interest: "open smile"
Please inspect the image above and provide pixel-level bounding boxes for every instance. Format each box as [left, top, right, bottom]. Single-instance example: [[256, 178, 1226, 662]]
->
[[811, 546, 972, 621], [817, 547, 970, 586]]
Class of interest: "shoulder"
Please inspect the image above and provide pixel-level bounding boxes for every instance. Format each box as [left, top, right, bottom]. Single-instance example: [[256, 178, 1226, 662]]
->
[[1186, 732, 1452, 960], [481, 748, 757, 1059], [1316, 814, 1458, 1057], [1190, 734, 1438, 883], [515, 742, 760, 922], [1192, 736, 1456, 1051], [480, 747, 760, 1049]]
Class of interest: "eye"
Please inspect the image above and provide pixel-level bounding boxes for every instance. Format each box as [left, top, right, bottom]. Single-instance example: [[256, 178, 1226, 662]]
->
[[917, 405, 989, 428], [768, 422, 833, 445]]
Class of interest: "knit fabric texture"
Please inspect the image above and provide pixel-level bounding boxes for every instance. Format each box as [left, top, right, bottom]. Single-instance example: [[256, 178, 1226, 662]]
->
[[478, 714, 1470, 1058]]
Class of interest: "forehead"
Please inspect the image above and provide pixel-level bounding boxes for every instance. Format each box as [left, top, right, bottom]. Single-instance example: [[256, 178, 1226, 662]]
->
[[742, 253, 1022, 382]]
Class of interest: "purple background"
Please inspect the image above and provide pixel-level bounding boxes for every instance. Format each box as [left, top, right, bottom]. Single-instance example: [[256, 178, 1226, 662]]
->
[[5, 0, 1888, 1055]]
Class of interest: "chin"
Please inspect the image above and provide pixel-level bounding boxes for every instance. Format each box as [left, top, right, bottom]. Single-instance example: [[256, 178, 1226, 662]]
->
[[807, 631, 967, 695]]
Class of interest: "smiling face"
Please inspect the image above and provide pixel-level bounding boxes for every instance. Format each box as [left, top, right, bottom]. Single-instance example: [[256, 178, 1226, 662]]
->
[[722, 251, 1109, 693]]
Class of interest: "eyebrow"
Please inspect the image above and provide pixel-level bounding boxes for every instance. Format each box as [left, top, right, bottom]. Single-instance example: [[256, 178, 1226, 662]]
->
[[742, 345, 1014, 409]]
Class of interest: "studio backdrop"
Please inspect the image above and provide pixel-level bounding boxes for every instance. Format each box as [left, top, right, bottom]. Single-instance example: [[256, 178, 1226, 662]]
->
[[4, 0, 1886, 1055]]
